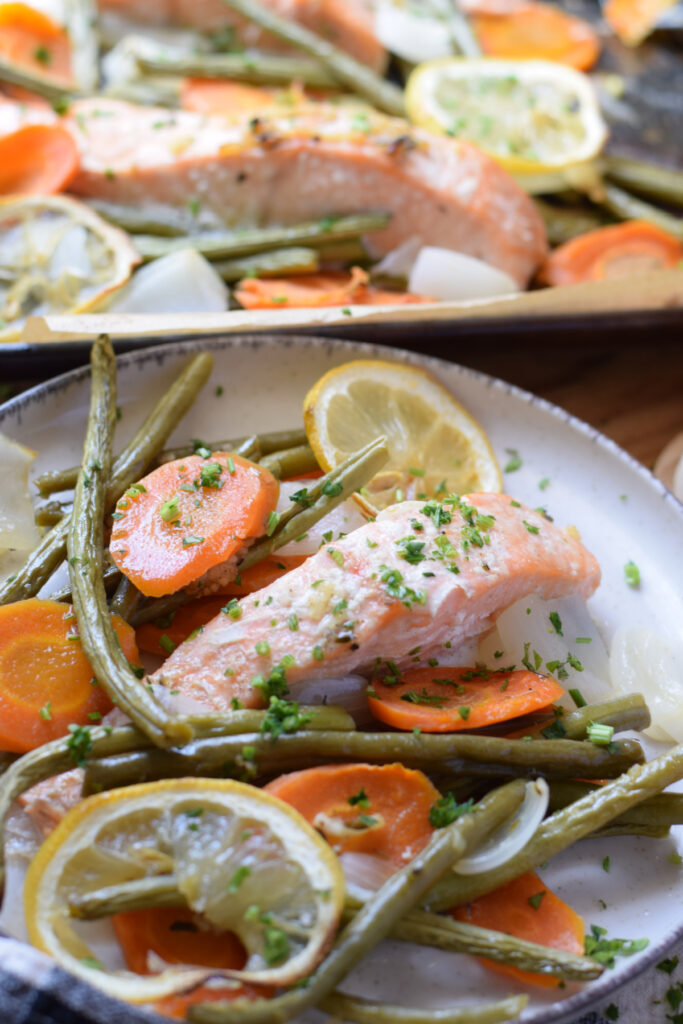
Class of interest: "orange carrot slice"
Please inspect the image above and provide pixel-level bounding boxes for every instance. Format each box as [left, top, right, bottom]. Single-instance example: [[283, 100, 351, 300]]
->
[[603, 0, 677, 45], [109, 453, 279, 598], [0, 124, 79, 196], [135, 596, 229, 656], [265, 763, 439, 866], [452, 871, 585, 987], [219, 553, 308, 596], [234, 268, 430, 310], [367, 667, 565, 733], [472, 2, 600, 70], [0, 598, 138, 753], [539, 220, 683, 287], [0, 3, 72, 83], [181, 78, 279, 116]]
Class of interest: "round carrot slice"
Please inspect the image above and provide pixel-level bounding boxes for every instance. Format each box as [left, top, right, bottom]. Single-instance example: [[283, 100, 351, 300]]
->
[[0, 598, 138, 753], [0, 2, 72, 83], [0, 124, 79, 196], [265, 762, 439, 867], [539, 220, 683, 286], [109, 453, 279, 598], [472, 2, 601, 70], [452, 870, 585, 988], [367, 667, 565, 733]]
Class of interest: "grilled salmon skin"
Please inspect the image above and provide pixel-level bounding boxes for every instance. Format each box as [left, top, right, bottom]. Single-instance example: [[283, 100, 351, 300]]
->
[[65, 98, 547, 285], [99, 0, 387, 73], [151, 494, 600, 712]]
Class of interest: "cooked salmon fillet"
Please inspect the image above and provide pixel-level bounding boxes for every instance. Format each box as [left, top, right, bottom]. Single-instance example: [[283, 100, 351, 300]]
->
[[99, 0, 387, 73], [65, 98, 547, 285], [152, 494, 600, 712]]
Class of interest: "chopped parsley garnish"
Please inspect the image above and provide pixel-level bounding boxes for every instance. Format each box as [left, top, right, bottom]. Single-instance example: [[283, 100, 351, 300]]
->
[[327, 547, 344, 567], [602, 856, 610, 872], [222, 598, 242, 620], [182, 535, 205, 547], [66, 725, 92, 767], [397, 536, 426, 564], [584, 924, 649, 967], [549, 611, 563, 635], [624, 560, 641, 588], [260, 696, 312, 740], [379, 566, 426, 608], [527, 891, 546, 910], [39, 702, 52, 721], [288, 613, 299, 631], [523, 519, 540, 535], [420, 500, 452, 527], [504, 448, 522, 472], [255, 640, 271, 656], [348, 788, 370, 809], [266, 511, 281, 536], [227, 866, 251, 892], [657, 957, 679, 975], [290, 487, 314, 507], [321, 480, 343, 497], [199, 461, 223, 488], [159, 633, 176, 654], [400, 689, 447, 707], [429, 793, 474, 829], [159, 495, 180, 523], [263, 925, 289, 966]]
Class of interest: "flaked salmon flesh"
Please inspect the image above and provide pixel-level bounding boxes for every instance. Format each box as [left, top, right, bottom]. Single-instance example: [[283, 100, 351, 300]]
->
[[64, 98, 547, 286], [99, 0, 387, 73], [152, 494, 600, 712]]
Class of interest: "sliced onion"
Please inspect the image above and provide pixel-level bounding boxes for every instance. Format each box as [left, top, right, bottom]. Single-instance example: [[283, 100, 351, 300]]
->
[[108, 249, 229, 314], [372, 236, 424, 280], [610, 626, 683, 743], [408, 247, 520, 303], [292, 674, 373, 726], [339, 852, 397, 901], [374, 1, 453, 63], [453, 779, 549, 876]]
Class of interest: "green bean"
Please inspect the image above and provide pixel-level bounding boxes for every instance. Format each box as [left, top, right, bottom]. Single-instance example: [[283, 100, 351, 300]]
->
[[159, 429, 305, 464], [215, 0, 405, 116], [259, 443, 318, 479], [131, 436, 388, 626], [103, 76, 181, 108], [424, 742, 683, 913], [430, 0, 481, 58], [86, 199, 202, 237], [1, 353, 213, 603], [601, 183, 683, 241], [213, 246, 320, 281], [319, 993, 527, 1024], [108, 575, 143, 622], [65, 0, 99, 92], [539, 694, 650, 740], [137, 51, 337, 89], [67, 336, 186, 747], [317, 237, 370, 265], [0, 754, 16, 778], [389, 909, 602, 981], [134, 213, 391, 262], [188, 782, 526, 1024], [0, 54, 74, 103], [83, 730, 644, 793], [34, 501, 69, 528], [533, 198, 608, 245], [48, 563, 121, 604], [605, 156, 683, 209], [549, 780, 683, 830]]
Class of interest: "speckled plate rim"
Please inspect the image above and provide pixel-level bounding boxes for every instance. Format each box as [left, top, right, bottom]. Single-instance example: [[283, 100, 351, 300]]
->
[[0, 332, 682, 1024]]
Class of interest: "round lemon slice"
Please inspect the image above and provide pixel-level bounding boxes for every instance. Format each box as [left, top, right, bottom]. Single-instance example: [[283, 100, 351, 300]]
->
[[25, 778, 345, 1002], [405, 57, 607, 184], [0, 194, 139, 343], [303, 359, 501, 509]]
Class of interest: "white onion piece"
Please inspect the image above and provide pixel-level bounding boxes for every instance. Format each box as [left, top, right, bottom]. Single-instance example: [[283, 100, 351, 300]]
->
[[108, 249, 229, 314], [610, 626, 683, 743], [484, 594, 612, 709], [372, 236, 424, 279], [292, 674, 373, 726], [408, 247, 520, 303], [0, 433, 40, 553], [339, 852, 396, 901], [374, 1, 452, 63], [0, 857, 30, 943], [276, 481, 366, 557], [674, 455, 683, 502], [453, 779, 549, 876]]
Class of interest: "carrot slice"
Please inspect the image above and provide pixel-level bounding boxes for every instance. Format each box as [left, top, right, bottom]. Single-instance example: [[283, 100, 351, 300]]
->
[[603, 0, 677, 45], [0, 3, 72, 83], [181, 79, 279, 116], [367, 667, 565, 733], [0, 124, 79, 196], [234, 268, 430, 310], [472, 2, 600, 70], [0, 598, 137, 753], [135, 596, 229, 656], [109, 453, 279, 598], [219, 553, 308, 596], [265, 763, 439, 866], [452, 871, 585, 988], [539, 220, 683, 287]]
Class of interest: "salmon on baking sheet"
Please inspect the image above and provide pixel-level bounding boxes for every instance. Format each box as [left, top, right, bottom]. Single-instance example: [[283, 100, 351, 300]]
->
[[152, 494, 600, 712], [65, 98, 547, 286], [98, 0, 387, 72]]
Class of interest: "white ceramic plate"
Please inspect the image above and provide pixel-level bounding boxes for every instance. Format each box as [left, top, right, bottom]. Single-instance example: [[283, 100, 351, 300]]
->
[[1, 334, 682, 1024]]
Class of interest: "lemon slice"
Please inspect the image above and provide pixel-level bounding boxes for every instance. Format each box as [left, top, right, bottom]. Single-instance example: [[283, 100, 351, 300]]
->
[[405, 57, 607, 182], [0, 194, 139, 343], [303, 359, 501, 509], [25, 778, 345, 1002], [0, 432, 40, 552]]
